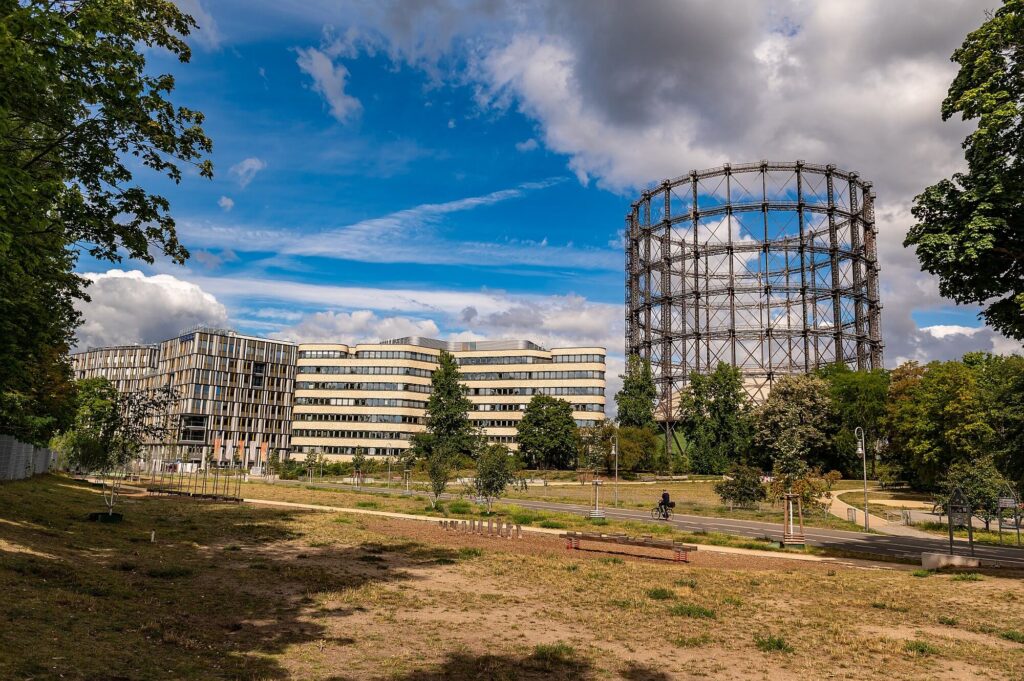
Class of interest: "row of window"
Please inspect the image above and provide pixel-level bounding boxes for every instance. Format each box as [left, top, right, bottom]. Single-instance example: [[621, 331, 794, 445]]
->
[[295, 381, 432, 393], [295, 397, 429, 409], [299, 365, 433, 378], [295, 413, 423, 424], [470, 387, 605, 396], [298, 350, 347, 359], [295, 350, 604, 364], [471, 402, 604, 413], [357, 350, 437, 362], [293, 446, 405, 456], [462, 371, 604, 381], [551, 354, 605, 364], [457, 355, 551, 365], [293, 429, 415, 440]]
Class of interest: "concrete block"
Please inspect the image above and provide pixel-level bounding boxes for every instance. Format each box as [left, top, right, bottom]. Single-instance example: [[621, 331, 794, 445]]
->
[[921, 552, 981, 570]]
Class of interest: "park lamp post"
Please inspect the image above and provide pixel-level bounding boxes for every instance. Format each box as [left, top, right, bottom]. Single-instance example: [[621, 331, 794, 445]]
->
[[855, 427, 869, 531]]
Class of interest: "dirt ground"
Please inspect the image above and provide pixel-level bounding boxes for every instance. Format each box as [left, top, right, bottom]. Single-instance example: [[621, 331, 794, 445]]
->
[[2, 476, 1023, 680]]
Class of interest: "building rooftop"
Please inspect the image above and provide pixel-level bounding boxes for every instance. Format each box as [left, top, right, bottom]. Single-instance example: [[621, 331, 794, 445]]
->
[[380, 336, 546, 352]]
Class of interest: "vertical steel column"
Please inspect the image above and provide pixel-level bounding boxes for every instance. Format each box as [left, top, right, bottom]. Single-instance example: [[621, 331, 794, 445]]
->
[[796, 162, 810, 372], [863, 187, 883, 368], [849, 175, 867, 369], [826, 165, 843, 365], [643, 197, 652, 365], [760, 162, 773, 385], [661, 182, 673, 422], [691, 172, 701, 374], [725, 166, 737, 366]]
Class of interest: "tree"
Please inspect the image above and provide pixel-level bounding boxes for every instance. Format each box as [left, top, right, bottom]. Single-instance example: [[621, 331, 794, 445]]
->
[[677, 363, 752, 474], [905, 1, 1024, 340], [469, 443, 524, 513], [817, 364, 890, 477], [714, 465, 767, 509], [415, 351, 476, 507], [351, 448, 367, 484], [751, 374, 835, 472], [577, 421, 617, 472], [0, 1, 213, 445], [883, 360, 994, 489], [51, 379, 175, 515], [615, 355, 657, 429], [516, 395, 580, 470], [616, 426, 661, 473], [941, 457, 1009, 531]]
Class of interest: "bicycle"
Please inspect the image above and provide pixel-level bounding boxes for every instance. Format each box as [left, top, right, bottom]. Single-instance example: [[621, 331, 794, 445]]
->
[[651, 503, 674, 521]]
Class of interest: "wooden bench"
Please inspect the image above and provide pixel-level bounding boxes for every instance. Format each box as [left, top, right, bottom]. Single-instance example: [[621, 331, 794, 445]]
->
[[561, 531, 697, 562]]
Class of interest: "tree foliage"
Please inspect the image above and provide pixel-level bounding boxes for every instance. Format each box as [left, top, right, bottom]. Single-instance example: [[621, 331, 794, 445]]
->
[[752, 374, 835, 473], [940, 456, 1010, 530], [615, 354, 657, 429], [677, 363, 751, 474], [615, 425, 662, 473], [516, 395, 579, 470], [577, 421, 616, 472], [714, 465, 766, 508], [415, 351, 477, 506], [470, 443, 524, 512], [0, 1, 212, 443], [906, 0, 1024, 339], [816, 364, 890, 477]]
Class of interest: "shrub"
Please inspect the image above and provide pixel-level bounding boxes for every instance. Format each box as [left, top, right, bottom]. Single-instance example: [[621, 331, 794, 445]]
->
[[457, 547, 483, 559], [669, 603, 715, 619], [355, 501, 378, 509], [674, 577, 698, 589], [911, 569, 932, 578], [539, 520, 566, 529], [532, 642, 576, 668], [754, 633, 793, 653], [950, 572, 982, 582], [646, 588, 675, 600], [937, 615, 958, 626], [447, 500, 472, 514], [714, 465, 767, 507], [1000, 630, 1024, 643], [904, 640, 937, 656]]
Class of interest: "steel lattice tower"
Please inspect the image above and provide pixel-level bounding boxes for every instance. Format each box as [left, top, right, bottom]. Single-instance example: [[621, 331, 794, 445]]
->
[[625, 160, 883, 423]]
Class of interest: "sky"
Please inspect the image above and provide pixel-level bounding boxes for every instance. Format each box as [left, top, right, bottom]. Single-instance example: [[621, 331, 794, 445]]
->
[[74, 0, 1023, 404]]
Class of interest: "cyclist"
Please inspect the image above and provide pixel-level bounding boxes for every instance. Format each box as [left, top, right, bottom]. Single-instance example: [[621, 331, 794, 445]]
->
[[658, 489, 671, 519]]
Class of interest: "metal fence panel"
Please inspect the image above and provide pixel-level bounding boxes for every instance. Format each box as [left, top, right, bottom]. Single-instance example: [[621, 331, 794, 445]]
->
[[0, 434, 52, 481]]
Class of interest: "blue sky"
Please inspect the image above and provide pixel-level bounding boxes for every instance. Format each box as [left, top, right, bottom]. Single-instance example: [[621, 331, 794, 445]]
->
[[75, 0, 1021, 373]]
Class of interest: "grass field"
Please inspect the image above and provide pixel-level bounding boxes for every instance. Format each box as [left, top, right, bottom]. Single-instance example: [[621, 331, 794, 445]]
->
[[3, 475, 1023, 680]]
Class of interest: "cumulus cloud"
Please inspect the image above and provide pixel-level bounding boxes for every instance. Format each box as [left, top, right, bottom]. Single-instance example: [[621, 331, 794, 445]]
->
[[229, 157, 267, 188], [277, 310, 440, 344], [217, 195, 234, 211], [296, 46, 363, 123], [173, 0, 221, 49], [75, 270, 229, 349]]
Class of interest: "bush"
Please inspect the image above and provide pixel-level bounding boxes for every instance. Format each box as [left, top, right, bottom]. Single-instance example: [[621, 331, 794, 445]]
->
[[538, 520, 566, 529], [937, 615, 958, 626], [950, 572, 982, 582], [646, 587, 675, 600], [1000, 630, 1024, 643], [447, 500, 472, 514], [714, 465, 767, 507], [532, 643, 576, 667], [754, 633, 792, 653], [904, 640, 937, 656], [911, 569, 932, 578]]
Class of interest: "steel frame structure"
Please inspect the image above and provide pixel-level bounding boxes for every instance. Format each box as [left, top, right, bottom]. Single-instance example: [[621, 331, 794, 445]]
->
[[625, 160, 883, 423]]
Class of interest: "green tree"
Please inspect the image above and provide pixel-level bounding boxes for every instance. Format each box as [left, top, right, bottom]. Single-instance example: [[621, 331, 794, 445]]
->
[[816, 364, 890, 477], [414, 351, 476, 506], [906, 0, 1024, 340], [52, 378, 175, 515], [884, 360, 994, 489], [941, 457, 1009, 531], [616, 425, 661, 473], [677, 363, 752, 474], [751, 374, 835, 473], [615, 354, 657, 429], [516, 395, 580, 470], [989, 355, 1024, 488], [577, 421, 617, 472], [351, 448, 367, 483], [714, 465, 767, 509], [469, 443, 524, 513], [0, 1, 213, 443]]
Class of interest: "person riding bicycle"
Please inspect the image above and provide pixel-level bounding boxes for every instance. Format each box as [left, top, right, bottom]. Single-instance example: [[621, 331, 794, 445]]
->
[[658, 490, 672, 518]]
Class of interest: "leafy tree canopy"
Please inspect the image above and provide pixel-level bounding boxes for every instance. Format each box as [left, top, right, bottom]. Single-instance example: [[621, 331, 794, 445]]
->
[[516, 394, 580, 470], [615, 354, 657, 429], [714, 465, 767, 508], [677, 363, 752, 474], [470, 443, 524, 512], [816, 364, 890, 477], [752, 374, 835, 473], [906, 0, 1024, 339]]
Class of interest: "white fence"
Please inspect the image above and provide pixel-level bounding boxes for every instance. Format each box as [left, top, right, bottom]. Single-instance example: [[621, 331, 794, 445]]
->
[[0, 434, 55, 481]]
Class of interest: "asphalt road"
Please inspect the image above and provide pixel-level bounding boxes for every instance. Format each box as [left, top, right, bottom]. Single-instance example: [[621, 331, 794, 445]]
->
[[271, 479, 1024, 567]]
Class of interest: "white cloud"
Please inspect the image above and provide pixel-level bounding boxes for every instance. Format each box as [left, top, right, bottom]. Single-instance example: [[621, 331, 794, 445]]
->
[[296, 46, 363, 123], [75, 270, 228, 350], [217, 195, 234, 211], [173, 0, 221, 49], [921, 325, 983, 339], [515, 138, 539, 152], [177, 177, 617, 270], [228, 157, 267, 188], [447, 118, 456, 129], [277, 310, 440, 344]]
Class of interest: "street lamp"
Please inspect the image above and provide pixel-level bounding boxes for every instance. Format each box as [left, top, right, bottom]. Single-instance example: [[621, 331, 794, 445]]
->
[[855, 426, 868, 531]]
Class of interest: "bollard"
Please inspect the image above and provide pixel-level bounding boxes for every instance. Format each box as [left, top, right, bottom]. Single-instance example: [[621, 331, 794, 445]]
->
[[516, 524, 522, 540], [488, 519, 493, 536], [150, 530, 155, 543]]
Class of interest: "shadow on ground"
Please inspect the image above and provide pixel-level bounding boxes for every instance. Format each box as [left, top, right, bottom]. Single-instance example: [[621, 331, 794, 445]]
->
[[0, 475, 470, 680]]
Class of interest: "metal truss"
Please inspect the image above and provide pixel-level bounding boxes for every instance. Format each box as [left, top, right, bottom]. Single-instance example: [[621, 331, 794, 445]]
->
[[625, 160, 883, 420]]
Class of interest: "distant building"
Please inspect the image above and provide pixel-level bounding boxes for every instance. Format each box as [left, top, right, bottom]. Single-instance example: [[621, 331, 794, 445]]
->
[[292, 337, 606, 460], [72, 331, 605, 465], [72, 344, 160, 393]]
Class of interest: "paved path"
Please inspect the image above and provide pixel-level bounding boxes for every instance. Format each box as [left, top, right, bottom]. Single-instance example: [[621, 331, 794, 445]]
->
[[824, 493, 936, 539], [258, 479, 1024, 567]]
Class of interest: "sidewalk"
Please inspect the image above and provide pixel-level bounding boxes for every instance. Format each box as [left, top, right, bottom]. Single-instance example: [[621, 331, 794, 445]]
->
[[824, 493, 936, 539]]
